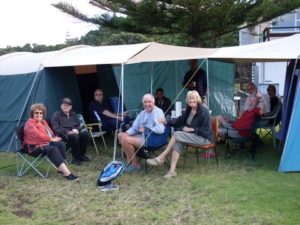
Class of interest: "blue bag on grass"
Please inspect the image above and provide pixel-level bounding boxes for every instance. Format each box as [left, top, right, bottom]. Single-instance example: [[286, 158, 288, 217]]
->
[[96, 161, 124, 187]]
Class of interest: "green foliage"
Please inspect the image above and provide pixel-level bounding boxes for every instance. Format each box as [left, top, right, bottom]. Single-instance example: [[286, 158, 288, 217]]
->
[[53, 0, 300, 47]]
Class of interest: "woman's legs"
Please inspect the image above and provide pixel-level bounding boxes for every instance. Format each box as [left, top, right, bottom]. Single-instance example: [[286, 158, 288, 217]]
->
[[157, 135, 176, 162], [169, 149, 180, 174]]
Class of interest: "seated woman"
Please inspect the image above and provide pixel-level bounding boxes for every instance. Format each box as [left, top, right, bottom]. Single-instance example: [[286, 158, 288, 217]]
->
[[243, 82, 266, 114], [218, 96, 264, 139], [146, 91, 214, 179], [23, 103, 79, 181]]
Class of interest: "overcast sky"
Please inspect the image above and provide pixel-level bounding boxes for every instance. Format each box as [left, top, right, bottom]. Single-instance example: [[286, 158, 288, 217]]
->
[[0, 0, 102, 48]]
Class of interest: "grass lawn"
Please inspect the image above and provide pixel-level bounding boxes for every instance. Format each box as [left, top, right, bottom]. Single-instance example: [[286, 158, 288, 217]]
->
[[0, 136, 300, 225]]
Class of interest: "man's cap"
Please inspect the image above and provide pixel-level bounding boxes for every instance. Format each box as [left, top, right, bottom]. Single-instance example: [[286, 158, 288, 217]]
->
[[61, 97, 72, 105]]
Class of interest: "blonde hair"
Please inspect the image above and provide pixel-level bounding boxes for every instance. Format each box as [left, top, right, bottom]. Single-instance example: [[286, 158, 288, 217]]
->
[[186, 90, 202, 104], [30, 103, 46, 118]]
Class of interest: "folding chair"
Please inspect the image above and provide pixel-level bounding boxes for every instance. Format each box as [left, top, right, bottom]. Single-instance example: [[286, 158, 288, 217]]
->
[[137, 125, 171, 173], [184, 116, 219, 173], [257, 103, 282, 149], [15, 126, 56, 179], [77, 114, 107, 156], [225, 116, 260, 160]]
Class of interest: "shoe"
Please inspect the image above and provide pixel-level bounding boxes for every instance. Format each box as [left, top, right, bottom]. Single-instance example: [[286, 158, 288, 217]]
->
[[146, 158, 164, 166], [98, 183, 119, 192], [217, 139, 226, 144], [79, 155, 90, 162], [65, 173, 79, 181], [123, 164, 141, 173], [163, 171, 177, 179], [70, 158, 82, 166], [200, 152, 216, 158]]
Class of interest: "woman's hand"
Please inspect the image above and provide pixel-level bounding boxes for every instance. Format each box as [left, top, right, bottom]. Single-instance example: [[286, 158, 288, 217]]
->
[[183, 126, 194, 133], [51, 137, 62, 142]]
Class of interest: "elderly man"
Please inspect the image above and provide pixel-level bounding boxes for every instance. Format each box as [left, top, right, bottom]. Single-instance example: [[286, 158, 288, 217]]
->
[[51, 98, 89, 165], [89, 89, 125, 132], [118, 94, 165, 172]]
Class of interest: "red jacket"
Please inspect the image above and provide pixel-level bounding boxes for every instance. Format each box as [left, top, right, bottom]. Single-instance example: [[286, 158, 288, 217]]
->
[[232, 108, 260, 137], [24, 118, 53, 148]]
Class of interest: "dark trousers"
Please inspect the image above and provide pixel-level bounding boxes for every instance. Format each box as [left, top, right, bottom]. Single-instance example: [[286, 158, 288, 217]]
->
[[29, 141, 67, 168], [66, 132, 89, 160]]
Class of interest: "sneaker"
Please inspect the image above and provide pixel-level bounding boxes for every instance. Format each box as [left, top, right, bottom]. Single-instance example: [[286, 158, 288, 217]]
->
[[65, 173, 79, 181], [79, 155, 90, 162], [163, 171, 177, 179], [70, 158, 82, 165], [146, 158, 164, 166], [99, 183, 119, 192], [123, 164, 141, 173]]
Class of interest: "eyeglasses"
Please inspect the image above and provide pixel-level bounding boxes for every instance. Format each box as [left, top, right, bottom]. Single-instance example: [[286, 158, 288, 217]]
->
[[34, 111, 43, 115], [95, 93, 103, 96]]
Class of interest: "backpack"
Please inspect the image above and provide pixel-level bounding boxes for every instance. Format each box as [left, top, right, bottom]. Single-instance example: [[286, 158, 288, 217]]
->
[[96, 161, 124, 187]]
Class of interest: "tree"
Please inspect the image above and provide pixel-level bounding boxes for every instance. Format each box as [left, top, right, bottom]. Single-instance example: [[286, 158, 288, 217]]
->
[[53, 0, 300, 47]]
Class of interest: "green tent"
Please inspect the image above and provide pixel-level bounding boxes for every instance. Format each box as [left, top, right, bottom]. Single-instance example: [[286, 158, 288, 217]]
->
[[0, 43, 235, 151]]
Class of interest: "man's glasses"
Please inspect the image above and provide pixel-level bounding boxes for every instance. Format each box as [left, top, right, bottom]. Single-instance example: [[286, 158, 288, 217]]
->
[[34, 111, 43, 115], [95, 93, 103, 96]]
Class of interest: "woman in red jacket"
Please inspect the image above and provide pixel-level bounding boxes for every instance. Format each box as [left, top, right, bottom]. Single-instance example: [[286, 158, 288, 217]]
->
[[24, 103, 78, 181]]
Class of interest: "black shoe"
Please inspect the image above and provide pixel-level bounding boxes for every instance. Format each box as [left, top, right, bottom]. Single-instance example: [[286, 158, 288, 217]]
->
[[70, 158, 82, 165], [65, 173, 79, 181], [79, 155, 90, 162]]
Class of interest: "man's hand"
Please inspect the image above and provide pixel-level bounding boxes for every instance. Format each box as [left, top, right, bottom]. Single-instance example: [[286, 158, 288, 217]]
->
[[183, 126, 193, 132]]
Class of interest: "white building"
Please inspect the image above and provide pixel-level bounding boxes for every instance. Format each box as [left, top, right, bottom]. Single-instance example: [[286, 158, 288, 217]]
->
[[239, 8, 300, 96]]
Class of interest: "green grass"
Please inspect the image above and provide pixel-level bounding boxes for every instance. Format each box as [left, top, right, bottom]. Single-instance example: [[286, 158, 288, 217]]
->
[[1, 136, 300, 225]]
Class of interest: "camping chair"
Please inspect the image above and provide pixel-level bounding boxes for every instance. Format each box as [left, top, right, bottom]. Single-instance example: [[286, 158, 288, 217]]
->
[[257, 103, 282, 149], [184, 116, 219, 173], [225, 116, 260, 160], [15, 126, 56, 179], [77, 114, 107, 156], [137, 125, 171, 173]]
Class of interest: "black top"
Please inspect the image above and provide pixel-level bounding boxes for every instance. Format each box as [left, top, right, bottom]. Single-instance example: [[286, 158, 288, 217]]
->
[[167, 104, 214, 143], [51, 111, 80, 135], [183, 68, 207, 97], [155, 96, 173, 115]]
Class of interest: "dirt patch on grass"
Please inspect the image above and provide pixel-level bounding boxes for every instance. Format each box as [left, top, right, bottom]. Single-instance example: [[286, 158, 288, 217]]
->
[[11, 193, 38, 218], [0, 182, 6, 189]]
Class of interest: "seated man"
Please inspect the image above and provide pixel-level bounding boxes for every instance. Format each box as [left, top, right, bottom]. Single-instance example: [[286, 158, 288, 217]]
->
[[51, 98, 89, 165], [155, 88, 173, 118], [89, 89, 126, 132], [218, 96, 264, 139], [260, 84, 282, 126], [118, 93, 166, 172]]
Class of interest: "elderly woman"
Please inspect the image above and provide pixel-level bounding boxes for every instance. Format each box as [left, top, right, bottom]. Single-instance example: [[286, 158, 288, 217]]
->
[[243, 82, 266, 114], [23, 103, 79, 181], [146, 91, 213, 178]]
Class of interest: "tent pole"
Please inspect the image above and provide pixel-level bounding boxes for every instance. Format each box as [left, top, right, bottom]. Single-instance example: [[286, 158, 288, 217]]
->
[[7, 66, 43, 152], [151, 63, 154, 94], [113, 63, 124, 161], [206, 59, 209, 108]]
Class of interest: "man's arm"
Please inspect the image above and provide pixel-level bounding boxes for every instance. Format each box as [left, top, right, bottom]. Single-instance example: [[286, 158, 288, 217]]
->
[[149, 108, 165, 134], [51, 112, 67, 134]]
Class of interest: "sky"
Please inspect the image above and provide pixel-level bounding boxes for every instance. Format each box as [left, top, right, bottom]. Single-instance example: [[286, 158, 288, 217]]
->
[[0, 0, 103, 48]]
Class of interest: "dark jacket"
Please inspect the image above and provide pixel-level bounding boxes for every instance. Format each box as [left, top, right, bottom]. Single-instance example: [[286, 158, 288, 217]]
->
[[167, 104, 213, 143], [51, 111, 80, 135]]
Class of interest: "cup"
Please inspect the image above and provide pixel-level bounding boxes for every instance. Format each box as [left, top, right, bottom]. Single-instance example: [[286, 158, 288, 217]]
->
[[171, 110, 176, 118]]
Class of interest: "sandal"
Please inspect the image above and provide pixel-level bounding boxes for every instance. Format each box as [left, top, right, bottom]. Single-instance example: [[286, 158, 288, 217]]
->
[[146, 157, 164, 166], [163, 171, 177, 179]]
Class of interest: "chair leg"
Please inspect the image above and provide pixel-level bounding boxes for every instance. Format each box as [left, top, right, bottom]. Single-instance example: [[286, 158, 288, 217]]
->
[[196, 148, 199, 164], [90, 134, 99, 156]]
